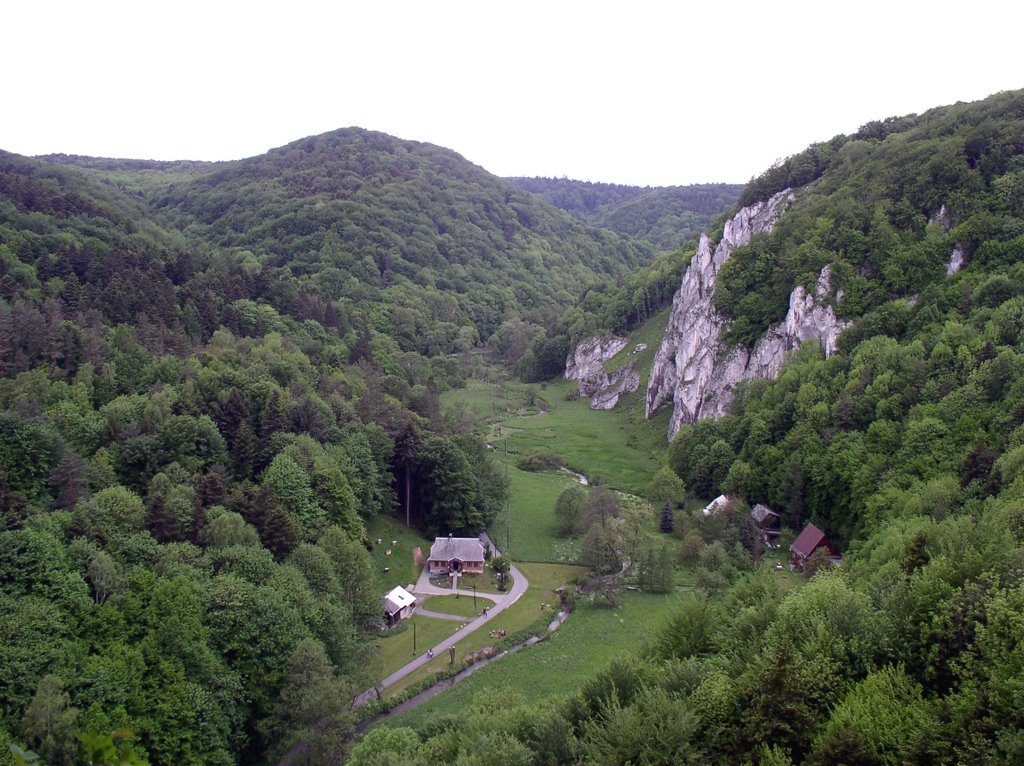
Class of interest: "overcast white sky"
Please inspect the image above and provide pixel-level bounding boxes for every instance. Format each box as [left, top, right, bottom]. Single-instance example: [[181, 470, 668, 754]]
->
[[3, 1, 1022, 187]]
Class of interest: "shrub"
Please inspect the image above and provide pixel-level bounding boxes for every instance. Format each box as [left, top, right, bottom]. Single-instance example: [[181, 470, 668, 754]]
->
[[516, 449, 564, 472]]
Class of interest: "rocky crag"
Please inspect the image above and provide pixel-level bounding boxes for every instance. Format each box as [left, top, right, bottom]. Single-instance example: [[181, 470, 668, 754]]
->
[[567, 193, 966, 436], [932, 204, 965, 276], [645, 189, 851, 440], [564, 334, 640, 410]]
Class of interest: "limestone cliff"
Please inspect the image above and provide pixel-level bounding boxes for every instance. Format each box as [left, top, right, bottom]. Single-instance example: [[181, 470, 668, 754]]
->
[[590, 362, 640, 410], [646, 190, 850, 440], [565, 334, 630, 396]]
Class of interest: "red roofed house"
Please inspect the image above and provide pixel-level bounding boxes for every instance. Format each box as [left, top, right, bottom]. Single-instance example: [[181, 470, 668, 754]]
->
[[427, 535, 485, 575], [790, 523, 839, 569]]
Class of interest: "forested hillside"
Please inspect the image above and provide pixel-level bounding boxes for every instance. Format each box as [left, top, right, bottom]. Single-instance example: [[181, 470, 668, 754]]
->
[[0, 138, 521, 764], [509, 176, 741, 252], [360, 89, 1024, 764], [46, 129, 651, 366]]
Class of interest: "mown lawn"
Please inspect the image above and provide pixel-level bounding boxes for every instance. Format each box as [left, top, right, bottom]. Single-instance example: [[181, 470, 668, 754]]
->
[[382, 587, 674, 729], [381, 563, 587, 698], [419, 594, 492, 618], [449, 567, 507, 594], [370, 615, 464, 682]]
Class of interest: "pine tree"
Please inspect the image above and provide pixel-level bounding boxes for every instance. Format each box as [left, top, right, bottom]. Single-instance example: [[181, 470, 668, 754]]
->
[[251, 486, 302, 560], [48, 449, 89, 512], [233, 420, 259, 480], [257, 390, 288, 472], [394, 424, 421, 527], [218, 388, 250, 446], [146, 493, 181, 544], [660, 500, 675, 534]]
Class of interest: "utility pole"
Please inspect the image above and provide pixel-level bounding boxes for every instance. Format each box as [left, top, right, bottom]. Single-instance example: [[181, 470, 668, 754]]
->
[[505, 439, 510, 552], [412, 621, 416, 655]]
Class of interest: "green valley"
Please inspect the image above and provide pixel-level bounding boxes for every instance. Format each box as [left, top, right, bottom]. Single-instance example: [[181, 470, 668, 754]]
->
[[5, 87, 1024, 766]]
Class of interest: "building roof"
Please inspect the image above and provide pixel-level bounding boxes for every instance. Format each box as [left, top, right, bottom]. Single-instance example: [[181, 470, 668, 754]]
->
[[383, 585, 416, 614], [790, 523, 833, 559], [429, 536, 485, 562], [751, 504, 780, 524], [702, 494, 731, 517]]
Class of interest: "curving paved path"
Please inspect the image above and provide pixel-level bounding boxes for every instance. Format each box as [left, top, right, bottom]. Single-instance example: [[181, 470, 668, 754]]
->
[[411, 565, 502, 600], [415, 608, 470, 622], [353, 534, 527, 708]]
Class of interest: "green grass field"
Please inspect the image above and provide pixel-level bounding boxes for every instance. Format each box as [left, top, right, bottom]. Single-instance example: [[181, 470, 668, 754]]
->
[[381, 563, 588, 698], [367, 516, 432, 593], [370, 615, 465, 681], [440, 310, 679, 565], [393, 314, 687, 717], [382, 587, 675, 729], [486, 378, 660, 495], [419, 594, 490, 618], [489, 463, 583, 563]]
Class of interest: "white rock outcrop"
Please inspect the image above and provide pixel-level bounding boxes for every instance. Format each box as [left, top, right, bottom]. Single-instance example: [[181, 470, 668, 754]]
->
[[947, 244, 965, 276], [930, 204, 952, 232], [565, 334, 630, 396], [646, 190, 851, 440], [565, 334, 639, 408], [590, 362, 640, 410], [932, 203, 965, 276]]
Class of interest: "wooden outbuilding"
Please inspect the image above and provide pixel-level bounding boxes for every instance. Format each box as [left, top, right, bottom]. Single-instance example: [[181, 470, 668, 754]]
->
[[789, 523, 839, 568], [750, 503, 781, 544], [382, 585, 417, 628]]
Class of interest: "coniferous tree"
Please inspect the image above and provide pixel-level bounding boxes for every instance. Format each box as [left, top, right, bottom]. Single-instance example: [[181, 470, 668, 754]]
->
[[660, 500, 675, 534], [48, 449, 88, 511], [145, 493, 181, 544]]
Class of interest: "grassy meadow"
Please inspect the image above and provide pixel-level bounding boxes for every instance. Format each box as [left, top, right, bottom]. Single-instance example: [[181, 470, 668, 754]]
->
[[382, 587, 675, 729], [380, 317, 689, 712], [442, 311, 677, 563], [366, 515, 432, 593], [380, 563, 588, 697], [369, 615, 464, 682]]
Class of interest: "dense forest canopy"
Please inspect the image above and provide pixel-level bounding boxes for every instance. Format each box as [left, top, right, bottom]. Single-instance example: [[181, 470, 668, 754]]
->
[[717, 89, 1024, 347], [44, 129, 654, 361], [0, 134, 546, 763], [509, 176, 742, 252]]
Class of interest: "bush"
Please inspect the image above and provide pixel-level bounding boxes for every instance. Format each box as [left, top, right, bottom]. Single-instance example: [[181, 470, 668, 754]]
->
[[554, 485, 587, 536], [679, 530, 705, 565], [516, 449, 564, 472]]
